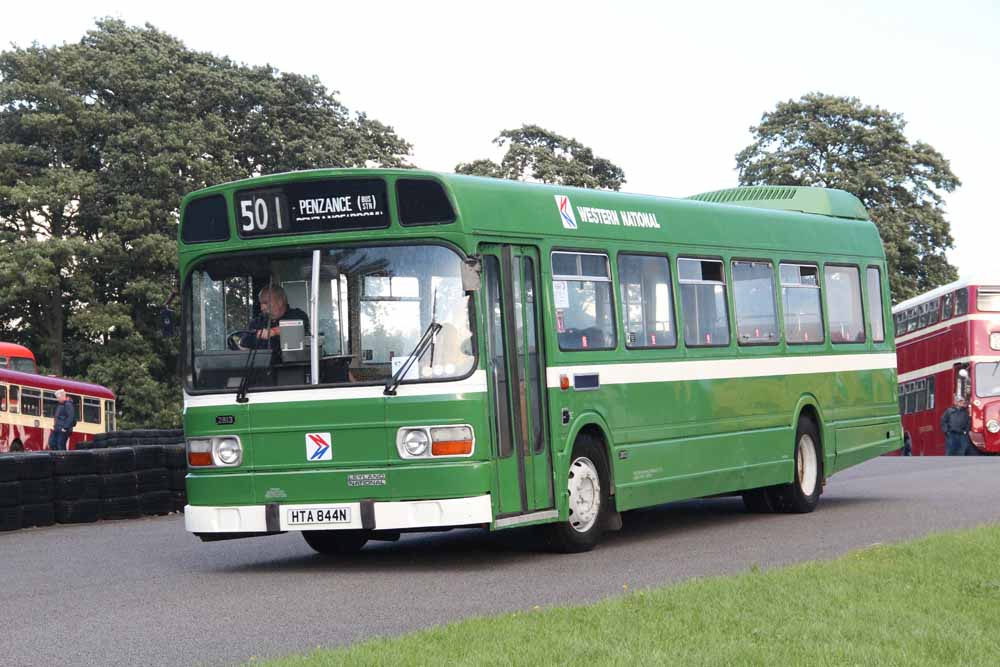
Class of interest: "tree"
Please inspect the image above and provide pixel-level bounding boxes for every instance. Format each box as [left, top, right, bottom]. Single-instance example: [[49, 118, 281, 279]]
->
[[0, 19, 411, 427], [735, 93, 960, 302], [456, 124, 625, 190]]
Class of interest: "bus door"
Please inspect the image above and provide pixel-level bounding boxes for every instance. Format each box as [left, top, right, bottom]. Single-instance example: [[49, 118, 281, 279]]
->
[[480, 244, 553, 517]]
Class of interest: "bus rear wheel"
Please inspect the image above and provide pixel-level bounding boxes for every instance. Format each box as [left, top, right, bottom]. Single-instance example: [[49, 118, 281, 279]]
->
[[302, 529, 369, 555], [769, 417, 823, 513], [545, 435, 610, 553]]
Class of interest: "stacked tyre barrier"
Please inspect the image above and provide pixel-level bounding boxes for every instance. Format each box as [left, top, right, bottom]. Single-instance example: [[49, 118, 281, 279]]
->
[[0, 429, 187, 533]]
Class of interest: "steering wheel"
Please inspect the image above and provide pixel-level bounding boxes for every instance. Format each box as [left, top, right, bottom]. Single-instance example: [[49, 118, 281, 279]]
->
[[227, 330, 254, 351]]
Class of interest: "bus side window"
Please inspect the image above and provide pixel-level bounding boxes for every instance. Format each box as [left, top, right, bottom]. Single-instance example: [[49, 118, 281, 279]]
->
[[8, 385, 18, 413], [866, 267, 885, 343], [21, 387, 40, 417], [551, 251, 617, 351], [779, 263, 824, 344], [0, 384, 6, 411], [618, 254, 676, 348], [70, 394, 83, 421], [955, 289, 968, 316], [678, 257, 731, 347], [83, 398, 102, 424], [104, 400, 116, 432], [942, 293, 953, 319]]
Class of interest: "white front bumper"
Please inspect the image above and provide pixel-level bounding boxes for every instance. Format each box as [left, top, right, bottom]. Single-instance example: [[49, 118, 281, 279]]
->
[[184, 494, 493, 533]]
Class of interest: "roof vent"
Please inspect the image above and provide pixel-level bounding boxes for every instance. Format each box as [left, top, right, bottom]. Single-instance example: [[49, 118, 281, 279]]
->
[[687, 186, 868, 221]]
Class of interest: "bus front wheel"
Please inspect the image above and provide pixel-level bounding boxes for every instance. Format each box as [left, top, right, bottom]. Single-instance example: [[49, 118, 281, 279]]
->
[[770, 417, 823, 513], [302, 529, 369, 555], [545, 435, 610, 553]]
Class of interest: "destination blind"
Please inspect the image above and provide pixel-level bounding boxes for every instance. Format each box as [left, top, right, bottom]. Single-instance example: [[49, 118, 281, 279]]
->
[[235, 178, 389, 238]]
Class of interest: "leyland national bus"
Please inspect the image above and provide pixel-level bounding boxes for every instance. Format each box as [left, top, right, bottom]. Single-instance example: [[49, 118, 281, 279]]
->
[[178, 170, 900, 553], [0, 366, 117, 452], [893, 278, 1000, 455]]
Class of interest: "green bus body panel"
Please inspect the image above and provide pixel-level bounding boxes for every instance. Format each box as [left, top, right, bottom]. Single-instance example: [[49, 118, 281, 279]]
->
[[179, 169, 900, 529]]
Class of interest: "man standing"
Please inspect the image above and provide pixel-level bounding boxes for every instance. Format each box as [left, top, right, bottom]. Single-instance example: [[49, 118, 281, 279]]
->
[[940, 397, 971, 456], [48, 389, 76, 451]]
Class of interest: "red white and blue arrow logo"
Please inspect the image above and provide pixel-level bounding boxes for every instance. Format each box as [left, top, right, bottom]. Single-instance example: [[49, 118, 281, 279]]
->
[[306, 432, 332, 461], [555, 195, 577, 229]]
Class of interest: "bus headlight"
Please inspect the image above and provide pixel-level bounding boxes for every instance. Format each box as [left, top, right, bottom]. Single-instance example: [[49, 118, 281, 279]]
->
[[187, 436, 242, 467], [397, 425, 475, 459], [215, 437, 243, 466], [987, 420, 1000, 434], [400, 429, 430, 457]]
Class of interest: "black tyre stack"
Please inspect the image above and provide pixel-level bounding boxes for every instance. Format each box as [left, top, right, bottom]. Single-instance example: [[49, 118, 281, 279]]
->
[[165, 443, 188, 513], [0, 455, 22, 531], [51, 450, 101, 524], [16, 453, 55, 528], [135, 445, 172, 516], [95, 447, 141, 520]]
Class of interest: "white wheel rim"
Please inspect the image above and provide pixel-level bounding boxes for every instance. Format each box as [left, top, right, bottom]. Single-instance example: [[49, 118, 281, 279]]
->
[[567, 456, 601, 533], [797, 433, 818, 497]]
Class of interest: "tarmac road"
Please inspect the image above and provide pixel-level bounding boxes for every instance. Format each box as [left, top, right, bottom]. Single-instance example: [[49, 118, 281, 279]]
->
[[3, 457, 999, 666]]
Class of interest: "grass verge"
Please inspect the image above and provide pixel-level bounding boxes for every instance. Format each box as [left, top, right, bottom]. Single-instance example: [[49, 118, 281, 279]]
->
[[260, 524, 1000, 666]]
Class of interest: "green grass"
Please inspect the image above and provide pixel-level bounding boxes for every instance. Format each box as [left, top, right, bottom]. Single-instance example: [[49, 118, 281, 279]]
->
[[259, 525, 1000, 666]]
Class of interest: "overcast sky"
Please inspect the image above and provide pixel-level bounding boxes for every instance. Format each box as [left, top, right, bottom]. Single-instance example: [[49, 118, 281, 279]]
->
[[3, 1, 997, 288]]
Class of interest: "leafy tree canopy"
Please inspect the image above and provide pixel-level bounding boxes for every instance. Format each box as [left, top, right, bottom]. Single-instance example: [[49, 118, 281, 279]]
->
[[456, 124, 625, 191], [735, 93, 960, 302], [0, 19, 411, 427]]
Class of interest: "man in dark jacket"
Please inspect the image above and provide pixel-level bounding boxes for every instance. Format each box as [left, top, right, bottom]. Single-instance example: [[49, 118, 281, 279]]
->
[[48, 389, 76, 451], [940, 398, 971, 456]]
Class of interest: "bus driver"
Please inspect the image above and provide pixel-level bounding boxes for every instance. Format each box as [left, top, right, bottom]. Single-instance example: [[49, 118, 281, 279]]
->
[[237, 285, 310, 360]]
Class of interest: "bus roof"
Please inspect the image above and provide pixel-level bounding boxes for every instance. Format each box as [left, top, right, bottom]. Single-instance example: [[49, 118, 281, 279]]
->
[[0, 342, 35, 359], [0, 367, 115, 399], [181, 169, 884, 260], [893, 275, 1000, 313]]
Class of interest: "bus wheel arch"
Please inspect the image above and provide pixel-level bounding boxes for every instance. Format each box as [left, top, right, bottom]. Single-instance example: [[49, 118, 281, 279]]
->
[[10, 439, 23, 452]]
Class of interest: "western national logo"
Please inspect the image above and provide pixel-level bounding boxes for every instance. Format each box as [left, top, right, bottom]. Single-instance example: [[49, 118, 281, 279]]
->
[[306, 432, 332, 461], [555, 195, 577, 229]]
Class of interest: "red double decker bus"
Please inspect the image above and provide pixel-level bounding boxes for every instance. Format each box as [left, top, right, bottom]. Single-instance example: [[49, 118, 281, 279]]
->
[[893, 279, 1000, 455], [0, 345, 116, 451]]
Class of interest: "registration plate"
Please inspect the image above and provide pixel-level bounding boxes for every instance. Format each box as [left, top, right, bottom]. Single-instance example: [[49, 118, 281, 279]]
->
[[286, 507, 352, 526]]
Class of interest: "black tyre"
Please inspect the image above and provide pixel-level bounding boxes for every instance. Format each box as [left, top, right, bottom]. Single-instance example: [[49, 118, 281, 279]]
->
[[0, 481, 21, 507], [134, 446, 165, 470], [21, 502, 55, 528], [544, 435, 611, 553], [0, 455, 19, 482], [100, 496, 141, 520], [20, 478, 54, 504], [164, 444, 187, 469], [139, 491, 173, 516], [10, 440, 24, 452], [100, 472, 138, 498], [768, 417, 823, 514], [50, 450, 99, 476], [55, 499, 100, 524], [0, 506, 22, 531], [137, 468, 169, 493], [95, 447, 135, 474], [54, 474, 101, 501], [302, 530, 370, 554], [16, 453, 53, 480], [169, 468, 187, 491]]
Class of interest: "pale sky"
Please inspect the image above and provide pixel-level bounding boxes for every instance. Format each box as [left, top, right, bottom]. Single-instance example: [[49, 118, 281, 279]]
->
[[3, 1, 997, 290]]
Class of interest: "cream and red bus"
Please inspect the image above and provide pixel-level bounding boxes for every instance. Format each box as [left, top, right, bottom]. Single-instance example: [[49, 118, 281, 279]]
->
[[0, 366, 116, 452]]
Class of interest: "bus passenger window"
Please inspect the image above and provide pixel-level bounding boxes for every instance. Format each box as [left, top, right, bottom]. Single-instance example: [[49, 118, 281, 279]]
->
[[678, 258, 730, 347], [43, 391, 59, 418], [551, 252, 616, 351], [21, 387, 41, 417], [83, 398, 102, 424], [8, 385, 18, 413], [70, 394, 83, 421], [618, 254, 675, 348], [780, 264, 824, 344], [866, 267, 886, 342], [732, 260, 779, 345], [104, 400, 116, 432], [955, 289, 968, 316], [824, 265, 865, 343], [0, 385, 6, 411]]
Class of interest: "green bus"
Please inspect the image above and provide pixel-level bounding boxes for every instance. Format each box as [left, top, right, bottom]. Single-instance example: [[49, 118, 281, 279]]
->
[[178, 170, 901, 553]]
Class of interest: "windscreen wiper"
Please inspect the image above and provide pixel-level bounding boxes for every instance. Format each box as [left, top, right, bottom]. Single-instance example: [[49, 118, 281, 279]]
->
[[384, 321, 442, 396], [236, 325, 270, 404]]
